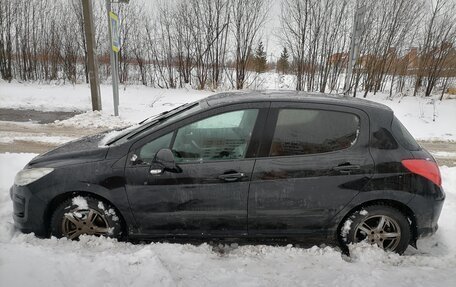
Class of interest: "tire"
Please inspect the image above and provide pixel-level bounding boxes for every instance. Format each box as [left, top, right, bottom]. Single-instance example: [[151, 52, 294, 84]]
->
[[340, 205, 411, 254], [50, 196, 123, 240]]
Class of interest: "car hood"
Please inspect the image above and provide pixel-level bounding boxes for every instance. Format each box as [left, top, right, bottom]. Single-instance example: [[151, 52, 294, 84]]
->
[[28, 132, 109, 167]]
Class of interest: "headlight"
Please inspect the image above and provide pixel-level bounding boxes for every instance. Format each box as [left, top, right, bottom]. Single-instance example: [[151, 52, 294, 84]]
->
[[14, 168, 54, 186]]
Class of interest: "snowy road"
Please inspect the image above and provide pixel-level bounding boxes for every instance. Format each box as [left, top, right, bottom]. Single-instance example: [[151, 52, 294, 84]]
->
[[0, 121, 105, 153], [0, 108, 80, 124], [0, 153, 456, 287], [1, 119, 456, 165]]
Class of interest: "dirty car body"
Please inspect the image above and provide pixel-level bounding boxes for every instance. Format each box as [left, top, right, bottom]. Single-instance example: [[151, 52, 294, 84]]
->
[[10, 91, 445, 252]]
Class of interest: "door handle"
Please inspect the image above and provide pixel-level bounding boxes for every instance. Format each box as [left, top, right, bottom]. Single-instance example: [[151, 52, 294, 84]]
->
[[218, 172, 245, 182], [333, 164, 361, 174]]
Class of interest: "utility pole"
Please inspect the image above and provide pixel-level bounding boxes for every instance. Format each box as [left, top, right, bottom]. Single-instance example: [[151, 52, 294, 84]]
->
[[343, 1, 366, 96], [82, 0, 102, 111]]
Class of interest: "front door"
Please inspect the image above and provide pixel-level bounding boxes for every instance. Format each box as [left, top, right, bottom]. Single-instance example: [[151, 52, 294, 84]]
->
[[125, 105, 267, 237]]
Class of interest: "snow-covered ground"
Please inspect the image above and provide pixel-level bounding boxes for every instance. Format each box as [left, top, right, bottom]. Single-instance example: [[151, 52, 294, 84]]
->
[[1, 81, 455, 141], [0, 153, 455, 286], [1, 81, 456, 286], [0, 82, 211, 126]]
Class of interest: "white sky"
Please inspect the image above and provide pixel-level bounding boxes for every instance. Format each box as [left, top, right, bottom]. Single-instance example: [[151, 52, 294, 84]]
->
[[138, 0, 283, 58]]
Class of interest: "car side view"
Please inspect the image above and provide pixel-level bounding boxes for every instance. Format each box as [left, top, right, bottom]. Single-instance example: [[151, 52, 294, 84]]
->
[[10, 91, 445, 254]]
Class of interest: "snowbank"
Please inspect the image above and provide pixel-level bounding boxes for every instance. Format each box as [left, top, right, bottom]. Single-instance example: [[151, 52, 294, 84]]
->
[[0, 83, 210, 124], [366, 94, 456, 141], [1, 153, 456, 286], [1, 82, 455, 141]]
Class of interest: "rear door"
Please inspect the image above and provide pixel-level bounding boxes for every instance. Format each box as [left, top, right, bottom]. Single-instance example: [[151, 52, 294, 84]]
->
[[248, 102, 374, 236]]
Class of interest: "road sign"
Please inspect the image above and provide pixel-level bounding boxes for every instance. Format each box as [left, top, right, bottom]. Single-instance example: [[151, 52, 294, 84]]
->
[[109, 11, 120, 53]]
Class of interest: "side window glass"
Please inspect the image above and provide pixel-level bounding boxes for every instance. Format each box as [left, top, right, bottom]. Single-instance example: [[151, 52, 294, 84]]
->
[[137, 132, 173, 164], [270, 109, 360, 156], [172, 109, 258, 162]]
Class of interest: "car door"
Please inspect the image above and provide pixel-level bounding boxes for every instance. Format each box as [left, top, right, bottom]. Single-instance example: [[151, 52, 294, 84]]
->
[[124, 103, 269, 238], [248, 102, 374, 237]]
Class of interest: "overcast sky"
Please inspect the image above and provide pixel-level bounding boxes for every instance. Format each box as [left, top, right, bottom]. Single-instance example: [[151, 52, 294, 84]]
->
[[138, 0, 283, 58]]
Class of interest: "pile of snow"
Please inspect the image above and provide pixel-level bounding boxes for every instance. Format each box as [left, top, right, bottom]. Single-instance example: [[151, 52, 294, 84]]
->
[[1, 153, 456, 286], [0, 82, 210, 125], [367, 94, 456, 141], [72, 196, 89, 209], [53, 110, 131, 129], [0, 131, 76, 145]]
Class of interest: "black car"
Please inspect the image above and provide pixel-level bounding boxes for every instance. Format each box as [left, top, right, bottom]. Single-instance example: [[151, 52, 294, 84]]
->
[[10, 91, 444, 254]]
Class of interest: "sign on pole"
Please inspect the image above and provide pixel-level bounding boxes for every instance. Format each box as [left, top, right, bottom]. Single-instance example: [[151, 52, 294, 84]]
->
[[109, 11, 120, 53]]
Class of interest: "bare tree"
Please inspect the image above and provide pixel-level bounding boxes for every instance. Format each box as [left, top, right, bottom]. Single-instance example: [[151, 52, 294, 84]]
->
[[231, 0, 269, 89], [413, 0, 456, 97], [1, 0, 454, 97], [0, 0, 13, 81]]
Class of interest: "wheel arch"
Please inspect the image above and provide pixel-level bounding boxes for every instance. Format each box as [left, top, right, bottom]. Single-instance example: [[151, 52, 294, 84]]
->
[[336, 199, 418, 248], [43, 191, 129, 238]]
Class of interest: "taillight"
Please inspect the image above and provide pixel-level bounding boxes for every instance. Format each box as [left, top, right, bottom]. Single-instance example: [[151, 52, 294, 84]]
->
[[402, 159, 441, 187]]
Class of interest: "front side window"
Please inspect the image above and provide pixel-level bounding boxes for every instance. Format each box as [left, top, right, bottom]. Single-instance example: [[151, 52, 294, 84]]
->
[[172, 109, 259, 162], [137, 132, 173, 164], [270, 109, 360, 156]]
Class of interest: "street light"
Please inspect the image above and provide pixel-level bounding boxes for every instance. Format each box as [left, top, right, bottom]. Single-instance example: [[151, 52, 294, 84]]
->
[[106, 0, 129, 116]]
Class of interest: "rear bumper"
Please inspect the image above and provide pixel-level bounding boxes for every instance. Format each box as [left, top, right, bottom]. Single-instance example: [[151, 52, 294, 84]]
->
[[10, 184, 48, 237], [416, 225, 439, 238], [408, 189, 445, 239]]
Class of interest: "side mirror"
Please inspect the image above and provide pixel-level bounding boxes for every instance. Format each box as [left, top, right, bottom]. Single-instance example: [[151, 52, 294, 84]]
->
[[151, 148, 181, 174]]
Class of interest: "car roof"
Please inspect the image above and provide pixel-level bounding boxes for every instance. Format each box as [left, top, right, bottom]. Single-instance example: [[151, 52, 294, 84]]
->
[[203, 90, 392, 113]]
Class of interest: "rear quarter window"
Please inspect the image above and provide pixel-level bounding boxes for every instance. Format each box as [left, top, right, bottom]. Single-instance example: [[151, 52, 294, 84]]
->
[[391, 116, 421, 151]]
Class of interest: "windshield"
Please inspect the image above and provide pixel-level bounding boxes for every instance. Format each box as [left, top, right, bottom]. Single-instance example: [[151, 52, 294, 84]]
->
[[106, 102, 201, 145]]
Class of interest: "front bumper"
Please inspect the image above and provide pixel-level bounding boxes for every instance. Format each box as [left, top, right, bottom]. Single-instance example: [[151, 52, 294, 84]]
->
[[10, 184, 48, 237]]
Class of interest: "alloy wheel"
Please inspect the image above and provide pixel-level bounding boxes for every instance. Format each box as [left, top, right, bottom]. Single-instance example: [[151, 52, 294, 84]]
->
[[354, 214, 402, 251], [62, 208, 111, 240]]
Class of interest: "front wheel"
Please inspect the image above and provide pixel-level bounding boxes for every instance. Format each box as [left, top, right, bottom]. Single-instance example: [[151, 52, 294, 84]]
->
[[340, 205, 411, 254], [50, 196, 123, 240]]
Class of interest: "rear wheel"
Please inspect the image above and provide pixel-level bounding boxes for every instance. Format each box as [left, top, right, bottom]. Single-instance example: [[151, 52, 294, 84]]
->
[[340, 205, 411, 254], [50, 196, 123, 240]]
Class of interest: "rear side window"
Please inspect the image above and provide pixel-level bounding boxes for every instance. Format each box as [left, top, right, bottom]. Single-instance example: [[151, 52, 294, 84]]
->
[[391, 116, 421, 151], [270, 109, 360, 156]]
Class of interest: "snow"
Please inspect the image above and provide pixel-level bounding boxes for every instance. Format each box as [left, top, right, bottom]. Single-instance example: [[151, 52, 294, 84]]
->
[[340, 219, 352, 239], [0, 131, 76, 145], [0, 82, 210, 125], [1, 81, 456, 285], [430, 151, 456, 158], [98, 124, 140, 147], [1, 82, 455, 141], [1, 153, 456, 286], [53, 111, 130, 129], [72, 196, 89, 210], [360, 209, 369, 215], [366, 94, 456, 141]]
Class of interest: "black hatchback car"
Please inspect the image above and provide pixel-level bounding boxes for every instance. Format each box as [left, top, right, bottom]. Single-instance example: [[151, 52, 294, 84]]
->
[[11, 91, 444, 254]]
